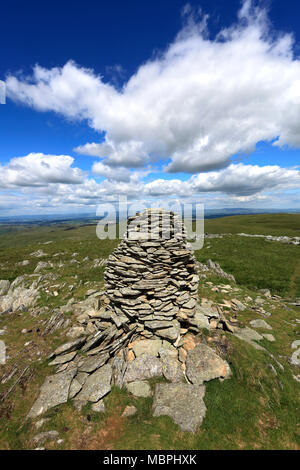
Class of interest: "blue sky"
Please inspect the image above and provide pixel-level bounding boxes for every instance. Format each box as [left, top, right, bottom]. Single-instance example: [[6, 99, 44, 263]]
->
[[1, 0, 300, 215]]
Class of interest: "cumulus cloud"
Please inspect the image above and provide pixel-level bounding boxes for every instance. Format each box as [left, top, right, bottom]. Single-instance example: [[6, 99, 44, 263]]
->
[[92, 161, 132, 182], [6, 1, 300, 174], [1, 160, 299, 214], [189, 163, 300, 196], [75, 140, 149, 168], [143, 164, 300, 197], [0, 153, 85, 188]]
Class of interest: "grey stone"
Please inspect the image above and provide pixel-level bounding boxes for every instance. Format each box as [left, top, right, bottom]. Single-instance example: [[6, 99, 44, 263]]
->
[[75, 364, 112, 403], [111, 356, 127, 388], [160, 351, 184, 383], [32, 431, 59, 445], [259, 289, 271, 297], [30, 249, 47, 258], [250, 319, 272, 330], [27, 368, 77, 419], [152, 383, 206, 432], [66, 326, 86, 339], [262, 334, 275, 342], [290, 349, 300, 367], [69, 378, 82, 399], [231, 299, 246, 311], [0, 280, 10, 296], [78, 353, 110, 373], [48, 351, 77, 366], [126, 380, 152, 397], [132, 339, 162, 358], [0, 340, 6, 365], [196, 305, 219, 319], [50, 337, 86, 358], [0, 284, 40, 313], [193, 311, 210, 330], [233, 327, 266, 350], [91, 399, 106, 413], [144, 320, 173, 330], [122, 405, 137, 417], [34, 418, 50, 430], [123, 354, 163, 383], [76, 372, 89, 385], [34, 262, 51, 273], [186, 343, 231, 385], [291, 340, 300, 349]]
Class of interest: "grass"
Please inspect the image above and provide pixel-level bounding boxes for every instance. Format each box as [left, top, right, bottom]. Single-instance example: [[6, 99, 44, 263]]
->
[[0, 214, 299, 450], [195, 235, 300, 297], [204, 213, 300, 237]]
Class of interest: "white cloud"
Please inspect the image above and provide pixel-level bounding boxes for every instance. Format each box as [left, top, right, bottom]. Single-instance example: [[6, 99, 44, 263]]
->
[[189, 163, 300, 196], [1, 161, 299, 214], [0, 153, 85, 188], [75, 140, 149, 168], [92, 161, 132, 182], [6, 1, 300, 173], [143, 164, 300, 197]]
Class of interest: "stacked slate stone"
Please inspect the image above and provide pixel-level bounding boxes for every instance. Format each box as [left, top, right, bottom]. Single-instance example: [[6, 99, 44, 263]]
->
[[104, 208, 199, 342]]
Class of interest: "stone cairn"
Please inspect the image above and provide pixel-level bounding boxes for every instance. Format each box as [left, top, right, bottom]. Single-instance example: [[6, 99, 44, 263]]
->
[[28, 209, 231, 432], [104, 208, 199, 343]]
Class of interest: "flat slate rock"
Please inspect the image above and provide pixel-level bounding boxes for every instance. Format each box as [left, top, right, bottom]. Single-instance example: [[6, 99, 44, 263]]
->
[[126, 380, 152, 397], [132, 339, 162, 358], [48, 351, 77, 366], [153, 383, 206, 432], [233, 327, 266, 351], [68, 378, 82, 399], [123, 354, 163, 383], [27, 368, 77, 419], [75, 364, 112, 403], [186, 343, 231, 385], [78, 352, 110, 373], [50, 337, 86, 358], [193, 311, 210, 330], [250, 319, 272, 330]]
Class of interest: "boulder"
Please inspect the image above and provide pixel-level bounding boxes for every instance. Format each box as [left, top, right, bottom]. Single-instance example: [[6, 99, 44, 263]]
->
[[126, 380, 152, 397], [250, 319, 272, 330], [123, 354, 163, 383], [153, 383, 206, 432], [75, 364, 112, 403], [186, 343, 231, 385], [233, 327, 265, 350], [27, 368, 77, 419]]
